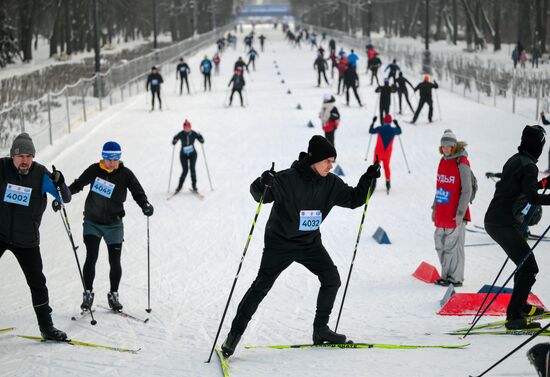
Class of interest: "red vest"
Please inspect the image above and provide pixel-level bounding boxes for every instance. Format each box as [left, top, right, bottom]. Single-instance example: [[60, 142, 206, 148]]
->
[[322, 119, 339, 132], [434, 157, 471, 228]]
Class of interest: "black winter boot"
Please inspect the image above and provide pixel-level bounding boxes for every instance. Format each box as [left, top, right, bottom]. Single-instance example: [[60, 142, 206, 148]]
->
[[505, 318, 541, 330], [40, 325, 68, 341], [81, 290, 94, 310], [221, 332, 242, 358], [312, 326, 348, 345], [107, 292, 123, 311], [522, 304, 547, 317]]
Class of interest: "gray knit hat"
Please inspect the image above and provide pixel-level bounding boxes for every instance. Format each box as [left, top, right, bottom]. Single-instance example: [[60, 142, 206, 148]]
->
[[440, 129, 457, 147], [10, 133, 36, 157]]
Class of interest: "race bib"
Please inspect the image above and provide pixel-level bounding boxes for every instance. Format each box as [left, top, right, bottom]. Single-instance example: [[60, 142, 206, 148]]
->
[[179, 67, 186, 72], [91, 177, 115, 199], [435, 188, 450, 204], [151, 79, 159, 86], [183, 145, 194, 154], [299, 210, 322, 231], [3, 183, 32, 206]]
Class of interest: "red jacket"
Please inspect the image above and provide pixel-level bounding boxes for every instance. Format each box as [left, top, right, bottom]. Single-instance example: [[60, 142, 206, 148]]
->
[[434, 156, 471, 228]]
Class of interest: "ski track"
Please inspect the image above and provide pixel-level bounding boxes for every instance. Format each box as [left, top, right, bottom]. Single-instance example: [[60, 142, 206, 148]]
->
[[0, 24, 548, 376]]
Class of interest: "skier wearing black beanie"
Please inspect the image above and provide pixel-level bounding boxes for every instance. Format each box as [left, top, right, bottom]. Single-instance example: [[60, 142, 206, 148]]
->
[[221, 135, 380, 358], [485, 125, 550, 330]]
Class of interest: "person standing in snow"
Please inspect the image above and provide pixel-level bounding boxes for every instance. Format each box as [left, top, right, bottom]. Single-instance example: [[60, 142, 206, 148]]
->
[[369, 114, 402, 194], [336, 56, 348, 95], [259, 34, 266, 52], [314, 53, 329, 87], [375, 78, 397, 124], [318, 93, 340, 146], [411, 75, 438, 124], [247, 47, 259, 71], [347, 49, 359, 69], [172, 120, 205, 193], [221, 135, 381, 358], [485, 126, 550, 330], [343, 64, 362, 107], [146, 66, 164, 111], [200, 56, 213, 92], [384, 59, 400, 85], [212, 53, 221, 76], [395, 72, 415, 114], [176, 58, 191, 95], [369, 53, 382, 86], [68, 142, 153, 312], [234, 57, 249, 75], [432, 130, 472, 288], [227, 67, 246, 107], [1, 133, 71, 341]]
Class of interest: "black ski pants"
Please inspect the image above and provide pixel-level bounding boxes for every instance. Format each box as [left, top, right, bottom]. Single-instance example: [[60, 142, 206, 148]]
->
[[203, 73, 211, 91], [379, 100, 390, 123], [151, 88, 161, 109], [317, 69, 329, 86], [179, 74, 190, 94], [0, 240, 53, 327], [229, 89, 243, 106], [177, 150, 198, 190], [337, 75, 344, 94], [412, 96, 433, 123], [247, 57, 256, 71], [398, 88, 414, 113], [230, 245, 341, 335], [370, 68, 380, 85], [83, 235, 123, 293], [345, 84, 362, 106], [324, 130, 335, 147], [485, 224, 539, 320]]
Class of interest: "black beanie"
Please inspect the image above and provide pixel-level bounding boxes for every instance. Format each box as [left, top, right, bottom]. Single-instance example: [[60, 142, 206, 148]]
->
[[10, 133, 36, 157], [307, 135, 337, 164], [519, 125, 546, 159]]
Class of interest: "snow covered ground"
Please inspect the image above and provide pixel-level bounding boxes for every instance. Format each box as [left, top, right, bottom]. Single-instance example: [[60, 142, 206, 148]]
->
[[1, 24, 549, 377]]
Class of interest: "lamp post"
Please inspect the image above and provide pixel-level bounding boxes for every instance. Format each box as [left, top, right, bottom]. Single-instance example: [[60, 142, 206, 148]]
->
[[422, 0, 431, 74], [153, 0, 158, 49], [92, 0, 101, 99]]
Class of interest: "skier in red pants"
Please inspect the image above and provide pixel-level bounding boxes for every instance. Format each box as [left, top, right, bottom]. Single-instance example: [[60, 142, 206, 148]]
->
[[369, 114, 402, 194]]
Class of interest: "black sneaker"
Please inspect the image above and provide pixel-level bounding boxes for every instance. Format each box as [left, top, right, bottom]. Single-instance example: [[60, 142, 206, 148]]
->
[[40, 325, 68, 341], [505, 318, 541, 330], [448, 281, 463, 287], [312, 326, 347, 345], [81, 290, 94, 311], [526, 343, 550, 377], [522, 304, 547, 317], [434, 279, 450, 287], [107, 292, 123, 311], [221, 332, 242, 358], [385, 180, 391, 194]]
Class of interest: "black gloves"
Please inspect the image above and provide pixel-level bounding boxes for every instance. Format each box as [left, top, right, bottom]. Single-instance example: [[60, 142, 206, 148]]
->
[[142, 202, 154, 217], [365, 163, 381, 180], [51, 165, 65, 188], [52, 200, 62, 212], [260, 163, 276, 188], [372, 116, 377, 124], [393, 119, 399, 126]]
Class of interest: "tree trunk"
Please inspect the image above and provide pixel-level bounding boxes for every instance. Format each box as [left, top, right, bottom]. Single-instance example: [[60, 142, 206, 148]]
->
[[19, 0, 38, 61], [64, 0, 72, 54], [518, 0, 532, 49], [49, 0, 62, 56], [493, 0, 501, 50], [452, 0, 458, 44], [535, 0, 544, 51], [543, 0, 548, 52]]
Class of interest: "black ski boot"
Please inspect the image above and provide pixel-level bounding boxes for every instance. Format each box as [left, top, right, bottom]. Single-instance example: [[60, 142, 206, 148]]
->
[[527, 342, 550, 377], [385, 180, 391, 195], [40, 325, 68, 341], [221, 332, 242, 358], [522, 304, 547, 317], [505, 317, 541, 330], [107, 292, 123, 311], [81, 290, 94, 311], [312, 326, 348, 345]]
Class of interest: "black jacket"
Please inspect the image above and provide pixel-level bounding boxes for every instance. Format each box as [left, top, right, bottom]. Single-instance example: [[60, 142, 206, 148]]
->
[[396, 76, 413, 91], [234, 60, 248, 73], [228, 74, 246, 90], [485, 150, 550, 228], [314, 56, 328, 71], [172, 130, 205, 153], [69, 162, 148, 225], [414, 81, 438, 99], [375, 83, 397, 103], [343, 67, 359, 86], [146, 73, 164, 91], [250, 154, 373, 250], [0, 158, 70, 247], [176, 63, 190, 76]]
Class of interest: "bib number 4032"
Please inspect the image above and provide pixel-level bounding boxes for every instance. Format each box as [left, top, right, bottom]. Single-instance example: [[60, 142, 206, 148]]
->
[[299, 210, 322, 231]]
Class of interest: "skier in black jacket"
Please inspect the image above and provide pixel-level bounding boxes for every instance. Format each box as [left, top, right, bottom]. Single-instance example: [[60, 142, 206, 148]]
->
[[396, 72, 415, 114], [369, 54, 382, 86], [221, 136, 381, 358], [375, 78, 397, 124], [484, 125, 550, 330], [146, 66, 164, 111], [411, 75, 438, 123], [343, 65, 362, 107], [176, 58, 191, 95], [227, 67, 246, 106], [0, 133, 71, 341], [68, 141, 153, 312], [172, 120, 205, 193], [314, 54, 329, 87], [234, 57, 249, 75]]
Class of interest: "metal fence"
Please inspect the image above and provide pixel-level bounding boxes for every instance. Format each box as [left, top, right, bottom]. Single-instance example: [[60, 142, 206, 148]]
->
[[0, 24, 233, 156], [306, 24, 550, 121]]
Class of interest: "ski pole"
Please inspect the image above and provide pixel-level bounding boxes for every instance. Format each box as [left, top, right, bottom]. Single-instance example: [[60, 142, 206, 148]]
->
[[334, 160, 380, 332], [435, 88, 442, 120], [243, 88, 249, 106], [469, 190, 547, 325], [206, 163, 273, 363], [54, 183, 97, 326], [469, 322, 550, 377], [397, 135, 411, 173], [167, 145, 176, 193], [223, 87, 230, 106], [364, 134, 373, 161], [200, 143, 214, 191], [146, 216, 152, 313], [463, 222, 550, 338]]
